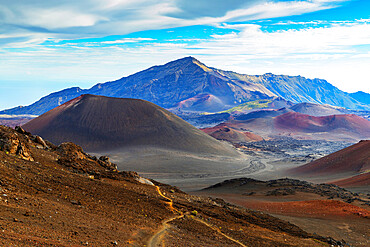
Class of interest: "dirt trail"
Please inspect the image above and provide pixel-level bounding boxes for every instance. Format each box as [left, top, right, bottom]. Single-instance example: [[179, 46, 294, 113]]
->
[[147, 215, 185, 247], [191, 217, 247, 247], [147, 186, 247, 247]]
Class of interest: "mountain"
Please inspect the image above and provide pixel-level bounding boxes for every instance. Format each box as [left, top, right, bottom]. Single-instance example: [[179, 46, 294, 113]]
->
[[1, 57, 369, 116], [2, 125, 335, 246], [235, 107, 293, 121], [201, 126, 263, 144], [209, 112, 370, 142], [172, 93, 228, 112], [175, 97, 295, 129], [274, 113, 370, 136], [1, 57, 275, 115], [289, 102, 347, 116], [349, 91, 370, 105], [211, 69, 369, 110], [22, 94, 237, 155], [0, 87, 84, 116], [289, 140, 370, 182]]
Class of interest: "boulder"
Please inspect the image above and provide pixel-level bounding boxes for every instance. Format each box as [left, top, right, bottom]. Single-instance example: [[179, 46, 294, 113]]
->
[[34, 135, 48, 149], [0, 125, 33, 161], [56, 142, 118, 175]]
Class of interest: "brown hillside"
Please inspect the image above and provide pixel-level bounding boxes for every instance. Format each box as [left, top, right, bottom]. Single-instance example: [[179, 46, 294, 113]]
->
[[0, 125, 333, 246], [22, 94, 237, 155], [213, 112, 370, 142], [331, 172, 370, 188], [202, 126, 263, 144], [274, 112, 370, 136], [290, 140, 370, 176]]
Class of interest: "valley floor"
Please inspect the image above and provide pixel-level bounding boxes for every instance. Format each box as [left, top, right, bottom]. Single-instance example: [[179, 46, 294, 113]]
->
[[101, 140, 350, 191]]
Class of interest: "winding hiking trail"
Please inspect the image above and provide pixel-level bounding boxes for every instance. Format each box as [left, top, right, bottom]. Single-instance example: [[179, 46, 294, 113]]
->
[[147, 186, 247, 247]]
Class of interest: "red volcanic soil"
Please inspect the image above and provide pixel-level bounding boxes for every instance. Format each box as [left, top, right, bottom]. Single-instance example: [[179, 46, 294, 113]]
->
[[230, 199, 370, 219], [290, 102, 344, 116], [331, 172, 370, 188], [201, 126, 263, 143], [23, 94, 238, 155], [274, 112, 370, 136], [208, 111, 370, 142], [201, 124, 228, 134], [290, 140, 370, 176]]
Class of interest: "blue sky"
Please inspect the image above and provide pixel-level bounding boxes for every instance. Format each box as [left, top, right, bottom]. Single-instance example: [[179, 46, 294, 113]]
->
[[0, 0, 369, 110]]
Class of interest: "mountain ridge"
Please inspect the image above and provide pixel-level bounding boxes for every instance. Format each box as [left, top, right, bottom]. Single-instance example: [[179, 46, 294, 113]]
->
[[1, 57, 369, 115]]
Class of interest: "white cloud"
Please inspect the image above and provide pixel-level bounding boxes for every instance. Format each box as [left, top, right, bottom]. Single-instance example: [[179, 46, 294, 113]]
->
[[101, 38, 155, 44], [222, 1, 330, 22], [193, 21, 370, 93], [0, 0, 352, 46], [203, 22, 370, 56]]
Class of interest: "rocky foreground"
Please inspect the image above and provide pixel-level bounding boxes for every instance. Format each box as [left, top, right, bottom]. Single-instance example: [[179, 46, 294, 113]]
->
[[0, 125, 347, 246]]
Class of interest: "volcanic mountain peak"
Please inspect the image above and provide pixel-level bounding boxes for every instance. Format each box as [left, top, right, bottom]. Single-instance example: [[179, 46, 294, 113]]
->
[[22, 94, 238, 156], [161, 56, 209, 70], [132, 56, 220, 81]]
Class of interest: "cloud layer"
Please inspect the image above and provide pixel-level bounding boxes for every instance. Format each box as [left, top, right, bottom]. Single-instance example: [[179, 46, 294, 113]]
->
[[0, 0, 349, 45]]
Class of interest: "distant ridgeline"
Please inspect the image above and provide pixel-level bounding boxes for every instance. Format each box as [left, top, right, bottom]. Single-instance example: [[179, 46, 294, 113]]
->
[[1, 57, 369, 116]]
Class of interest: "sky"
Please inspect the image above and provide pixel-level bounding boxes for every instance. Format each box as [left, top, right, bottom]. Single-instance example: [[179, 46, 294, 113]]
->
[[0, 0, 369, 110]]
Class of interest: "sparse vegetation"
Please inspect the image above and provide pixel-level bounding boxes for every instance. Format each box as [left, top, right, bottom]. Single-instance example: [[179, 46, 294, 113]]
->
[[219, 99, 272, 113]]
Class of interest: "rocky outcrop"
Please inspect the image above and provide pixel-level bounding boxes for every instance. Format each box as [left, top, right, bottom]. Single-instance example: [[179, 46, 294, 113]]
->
[[56, 142, 118, 175], [0, 125, 33, 161], [34, 135, 48, 149], [0, 124, 140, 183]]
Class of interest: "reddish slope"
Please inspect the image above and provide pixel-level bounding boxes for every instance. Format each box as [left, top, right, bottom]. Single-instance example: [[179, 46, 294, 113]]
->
[[23, 94, 238, 155], [331, 172, 370, 188], [274, 112, 370, 136], [202, 126, 263, 143], [207, 112, 370, 142], [289, 102, 345, 116], [237, 200, 370, 219], [290, 140, 370, 176]]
